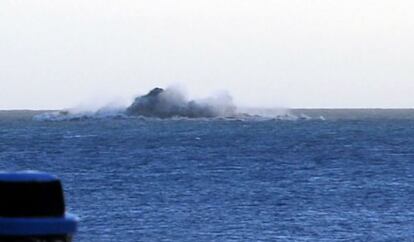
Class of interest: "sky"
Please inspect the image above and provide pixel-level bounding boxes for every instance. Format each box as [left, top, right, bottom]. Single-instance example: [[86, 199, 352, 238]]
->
[[1, 0, 413, 109]]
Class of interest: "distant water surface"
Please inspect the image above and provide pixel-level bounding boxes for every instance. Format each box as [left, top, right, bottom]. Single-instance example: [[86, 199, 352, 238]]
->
[[1, 110, 414, 241]]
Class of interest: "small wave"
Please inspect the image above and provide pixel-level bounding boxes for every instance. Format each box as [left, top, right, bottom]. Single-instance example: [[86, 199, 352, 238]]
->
[[33, 109, 127, 121], [63, 134, 98, 139]]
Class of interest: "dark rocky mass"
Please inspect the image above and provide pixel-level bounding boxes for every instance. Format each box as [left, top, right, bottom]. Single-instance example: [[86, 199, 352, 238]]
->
[[125, 87, 236, 118]]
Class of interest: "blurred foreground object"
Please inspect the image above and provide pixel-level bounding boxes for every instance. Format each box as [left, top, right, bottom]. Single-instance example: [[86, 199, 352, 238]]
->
[[0, 171, 78, 242]]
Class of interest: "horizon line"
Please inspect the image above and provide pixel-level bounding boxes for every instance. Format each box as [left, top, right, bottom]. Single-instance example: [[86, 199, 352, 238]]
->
[[1, 108, 414, 112]]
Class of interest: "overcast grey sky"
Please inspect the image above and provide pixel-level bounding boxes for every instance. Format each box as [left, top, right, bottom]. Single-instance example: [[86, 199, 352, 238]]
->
[[1, 0, 413, 109]]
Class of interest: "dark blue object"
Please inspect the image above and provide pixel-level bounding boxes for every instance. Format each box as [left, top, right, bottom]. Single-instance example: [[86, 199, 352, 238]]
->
[[0, 171, 78, 236]]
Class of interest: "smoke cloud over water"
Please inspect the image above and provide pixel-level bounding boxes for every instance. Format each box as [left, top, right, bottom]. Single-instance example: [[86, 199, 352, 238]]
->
[[33, 87, 300, 121]]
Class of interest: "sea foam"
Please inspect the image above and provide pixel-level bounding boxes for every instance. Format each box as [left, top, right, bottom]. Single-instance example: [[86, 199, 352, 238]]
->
[[33, 87, 304, 121]]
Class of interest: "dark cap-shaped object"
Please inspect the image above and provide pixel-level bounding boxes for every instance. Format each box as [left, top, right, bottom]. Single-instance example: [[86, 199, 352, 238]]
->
[[0, 171, 78, 236]]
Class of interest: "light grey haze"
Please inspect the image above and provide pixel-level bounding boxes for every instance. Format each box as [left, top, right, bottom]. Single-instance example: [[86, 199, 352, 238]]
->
[[1, 0, 413, 109]]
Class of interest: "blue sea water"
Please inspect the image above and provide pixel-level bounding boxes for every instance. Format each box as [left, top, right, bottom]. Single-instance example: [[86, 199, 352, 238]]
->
[[1, 110, 414, 241]]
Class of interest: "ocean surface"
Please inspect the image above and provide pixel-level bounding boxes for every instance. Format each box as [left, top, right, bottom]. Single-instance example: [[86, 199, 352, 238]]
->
[[1, 109, 414, 241]]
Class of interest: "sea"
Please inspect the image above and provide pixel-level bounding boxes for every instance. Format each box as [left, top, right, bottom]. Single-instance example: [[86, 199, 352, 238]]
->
[[1, 109, 414, 241]]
